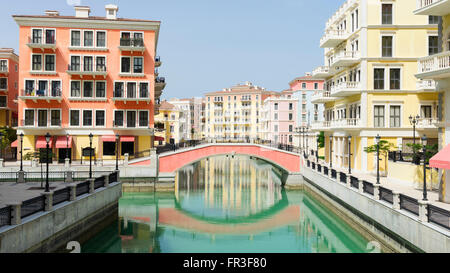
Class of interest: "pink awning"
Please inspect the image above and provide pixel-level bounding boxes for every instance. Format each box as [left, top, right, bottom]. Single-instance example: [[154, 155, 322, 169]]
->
[[430, 144, 450, 170], [55, 136, 72, 149], [11, 140, 18, 148], [35, 136, 53, 149], [102, 135, 117, 143], [120, 136, 135, 143]]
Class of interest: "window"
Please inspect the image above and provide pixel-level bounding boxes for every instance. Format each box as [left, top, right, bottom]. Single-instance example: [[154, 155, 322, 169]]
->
[[302, 83, 306, 89], [71, 30, 81, 47], [45, 29, 55, 44], [374, 68, 385, 90], [289, 103, 293, 110], [274, 103, 278, 110], [96, 31, 106, 47], [95, 110, 105, 127], [71, 81, 81, 97], [114, 111, 124, 127], [382, 4, 393, 24], [70, 56, 80, 71], [83, 81, 93, 97], [37, 80, 48, 95], [139, 83, 149, 98], [429, 36, 439, 56], [32, 55, 42, 71], [389, 69, 400, 90], [139, 111, 148, 127], [274, 125, 278, 132], [314, 83, 319, 89], [50, 110, 60, 126], [289, 113, 293, 120], [429, 16, 439, 24], [51, 80, 61, 96], [127, 111, 136, 128], [96, 81, 106, 98], [374, 106, 385, 128], [382, 36, 393, 57], [0, 60, 7, 72], [45, 55, 55, 71], [32, 29, 42, 44], [289, 125, 293, 132], [0, 96, 6, 107], [0, 78, 7, 90], [389, 106, 401, 128], [114, 82, 124, 97], [133, 57, 143, 73], [83, 110, 93, 126], [70, 110, 80, 126], [83, 56, 93, 71], [127, 82, 137, 98], [96, 56, 106, 71], [103, 142, 116, 156], [421, 105, 432, 118], [84, 31, 94, 47], [38, 110, 48, 127], [121, 57, 131, 73], [24, 109, 35, 126]]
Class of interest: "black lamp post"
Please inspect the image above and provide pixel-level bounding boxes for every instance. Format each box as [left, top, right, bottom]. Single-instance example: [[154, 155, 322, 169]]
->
[[45, 132, 51, 192], [422, 135, 428, 201], [115, 134, 119, 171], [89, 133, 93, 179], [20, 133, 24, 171], [66, 133, 69, 161], [348, 135, 352, 174], [376, 134, 381, 185], [0, 132, 3, 160], [306, 125, 310, 156], [316, 134, 319, 163], [409, 115, 420, 159], [329, 136, 333, 168]]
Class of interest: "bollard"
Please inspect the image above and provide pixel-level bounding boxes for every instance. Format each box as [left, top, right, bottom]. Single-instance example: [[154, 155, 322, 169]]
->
[[392, 191, 401, 210], [69, 184, 77, 201], [336, 172, 341, 183], [124, 153, 129, 167], [374, 184, 380, 200], [65, 158, 70, 168], [88, 179, 95, 194], [346, 175, 351, 188], [42, 192, 53, 211], [358, 179, 364, 193], [17, 170, 26, 183], [104, 174, 110, 187], [66, 170, 73, 183], [8, 202, 22, 225], [418, 200, 430, 222]]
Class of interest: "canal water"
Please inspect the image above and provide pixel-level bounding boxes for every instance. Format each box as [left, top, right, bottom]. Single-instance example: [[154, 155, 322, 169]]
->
[[82, 155, 370, 253]]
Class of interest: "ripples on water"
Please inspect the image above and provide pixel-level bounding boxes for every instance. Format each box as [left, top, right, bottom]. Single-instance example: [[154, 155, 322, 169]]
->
[[82, 156, 369, 253]]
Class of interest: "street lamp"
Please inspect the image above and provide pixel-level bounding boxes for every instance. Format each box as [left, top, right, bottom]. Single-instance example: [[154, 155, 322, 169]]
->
[[66, 133, 69, 161], [0, 132, 3, 160], [115, 134, 119, 171], [19, 133, 24, 171], [329, 136, 333, 168], [375, 134, 381, 185], [421, 135, 428, 201], [409, 115, 420, 159], [45, 132, 51, 192], [316, 134, 320, 163], [89, 133, 93, 179], [306, 125, 310, 156], [348, 135, 352, 174]]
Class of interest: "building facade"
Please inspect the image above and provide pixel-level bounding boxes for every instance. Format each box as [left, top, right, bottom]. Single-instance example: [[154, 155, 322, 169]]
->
[[0, 48, 19, 128], [168, 97, 203, 141], [154, 100, 181, 145], [14, 5, 165, 162], [311, 0, 439, 174], [415, 0, 450, 203]]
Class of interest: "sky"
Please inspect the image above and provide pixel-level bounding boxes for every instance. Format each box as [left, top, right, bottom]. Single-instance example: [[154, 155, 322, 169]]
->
[[0, 0, 343, 99]]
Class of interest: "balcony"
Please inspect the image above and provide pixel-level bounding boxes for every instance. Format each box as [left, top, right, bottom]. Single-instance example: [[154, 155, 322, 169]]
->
[[19, 89, 62, 103], [118, 38, 145, 53], [26, 36, 56, 51], [113, 120, 148, 130], [416, 80, 437, 91], [241, 96, 252, 102], [414, 0, 450, 16], [67, 64, 107, 78], [155, 56, 162, 67], [330, 81, 362, 97], [416, 51, 450, 80], [416, 118, 439, 129], [330, 51, 361, 68], [20, 119, 62, 129], [311, 118, 363, 131], [312, 66, 331, 78], [155, 77, 166, 92], [112, 90, 151, 104], [320, 30, 350, 48], [311, 91, 336, 103]]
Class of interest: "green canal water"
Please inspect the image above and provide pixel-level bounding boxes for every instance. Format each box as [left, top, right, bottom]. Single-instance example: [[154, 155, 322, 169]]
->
[[82, 155, 371, 253]]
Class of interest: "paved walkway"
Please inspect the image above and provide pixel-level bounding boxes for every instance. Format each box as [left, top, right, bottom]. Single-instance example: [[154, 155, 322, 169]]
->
[[308, 158, 450, 211]]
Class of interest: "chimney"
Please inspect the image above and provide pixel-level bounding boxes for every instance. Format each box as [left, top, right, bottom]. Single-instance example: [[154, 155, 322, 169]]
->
[[74, 6, 90, 18], [45, 10, 59, 17], [105, 4, 118, 19]]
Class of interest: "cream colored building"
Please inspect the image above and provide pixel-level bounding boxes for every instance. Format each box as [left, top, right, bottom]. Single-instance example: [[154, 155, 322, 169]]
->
[[311, 0, 439, 174]]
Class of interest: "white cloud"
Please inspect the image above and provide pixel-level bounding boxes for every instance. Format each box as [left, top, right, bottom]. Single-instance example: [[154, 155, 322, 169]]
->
[[66, 0, 81, 6]]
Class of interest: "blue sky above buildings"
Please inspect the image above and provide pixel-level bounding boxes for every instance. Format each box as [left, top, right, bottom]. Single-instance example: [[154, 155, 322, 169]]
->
[[0, 0, 343, 98]]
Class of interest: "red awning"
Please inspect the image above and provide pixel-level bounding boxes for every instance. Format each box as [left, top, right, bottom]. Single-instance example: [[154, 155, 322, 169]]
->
[[55, 136, 72, 149], [102, 135, 117, 143], [120, 136, 135, 142], [11, 140, 18, 148], [35, 136, 53, 149], [430, 144, 450, 170], [154, 136, 164, 141]]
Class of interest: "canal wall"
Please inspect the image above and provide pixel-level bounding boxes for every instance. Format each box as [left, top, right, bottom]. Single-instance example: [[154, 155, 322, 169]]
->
[[301, 167, 450, 253], [0, 182, 122, 253]]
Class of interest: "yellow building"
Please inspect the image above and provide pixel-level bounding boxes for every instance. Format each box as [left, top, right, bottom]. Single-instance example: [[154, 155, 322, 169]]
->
[[311, 0, 439, 174], [414, 0, 450, 203], [154, 100, 181, 145], [204, 82, 275, 141]]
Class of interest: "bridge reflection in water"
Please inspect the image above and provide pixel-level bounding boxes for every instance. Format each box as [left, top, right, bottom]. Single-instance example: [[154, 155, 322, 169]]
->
[[81, 156, 369, 253]]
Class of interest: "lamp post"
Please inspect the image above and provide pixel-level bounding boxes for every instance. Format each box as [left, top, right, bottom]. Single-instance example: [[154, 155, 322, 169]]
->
[[0, 132, 3, 160], [316, 134, 319, 163], [329, 136, 333, 168], [306, 125, 310, 156], [115, 134, 119, 171], [20, 133, 24, 171], [348, 135, 352, 174], [422, 135, 428, 201], [409, 115, 420, 159], [89, 133, 93, 179], [375, 134, 381, 185], [45, 132, 51, 192], [66, 133, 69, 161]]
